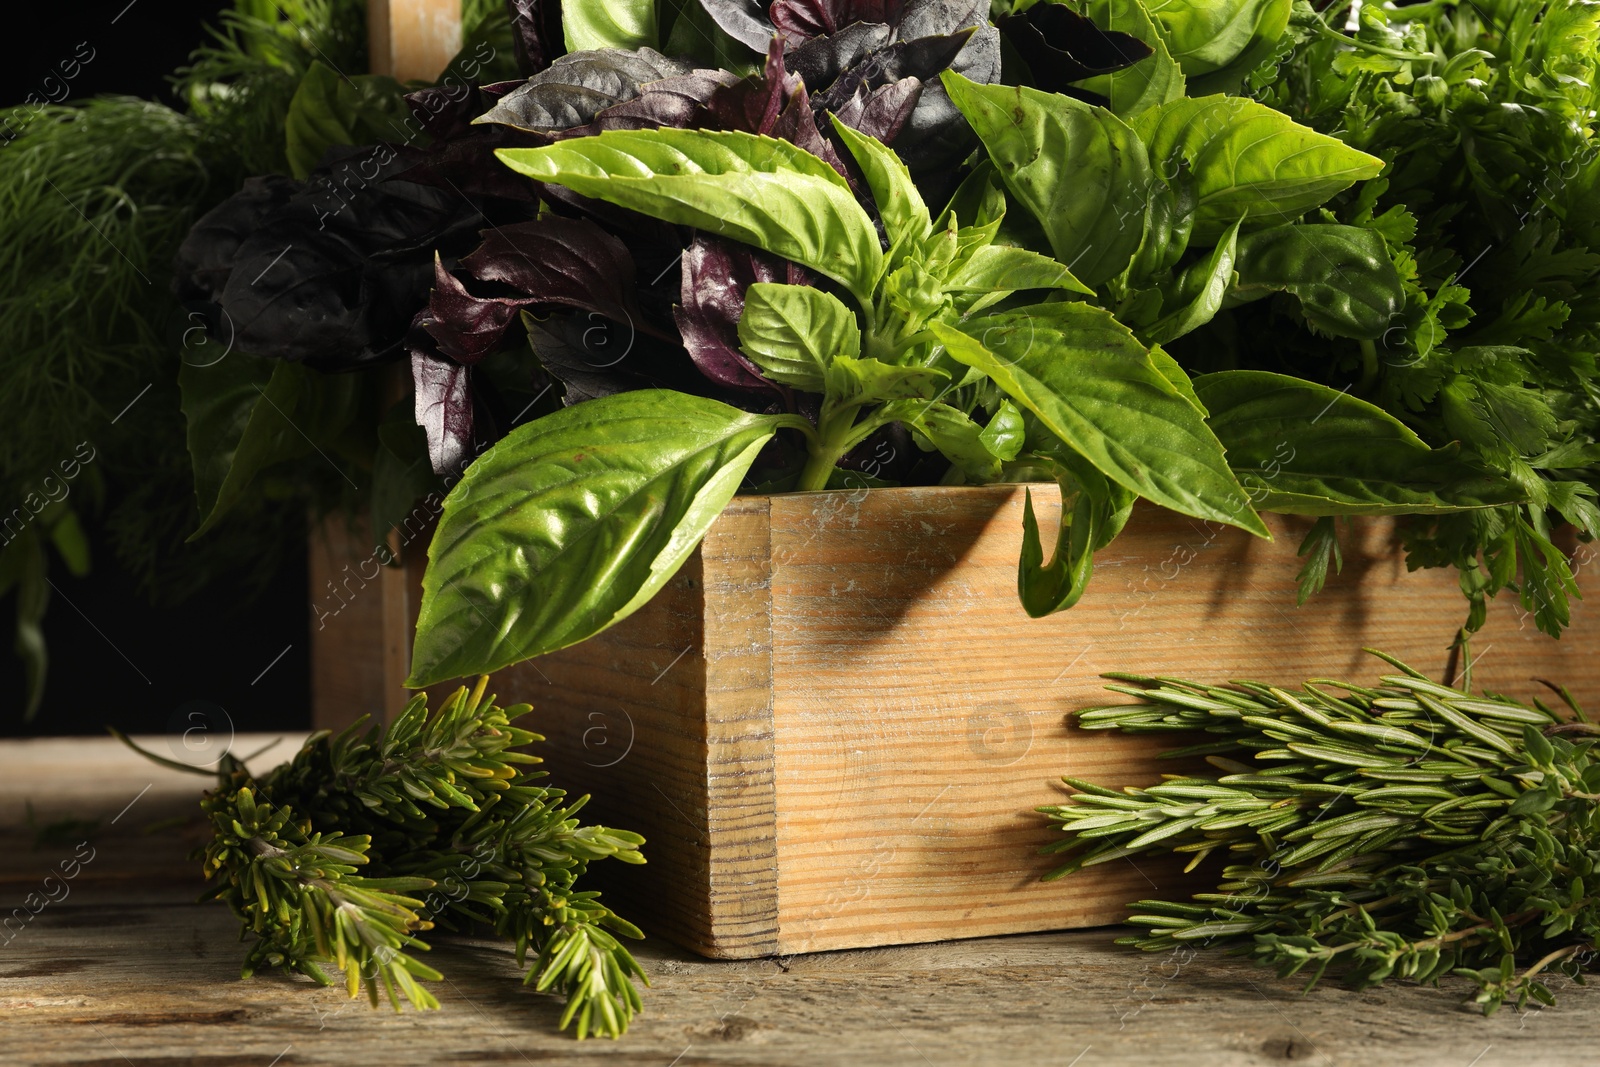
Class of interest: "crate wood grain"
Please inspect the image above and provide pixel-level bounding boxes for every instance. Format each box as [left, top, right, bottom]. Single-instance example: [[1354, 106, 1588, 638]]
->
[[344, 486, 1597, 960], [367, 0, 460, 82]]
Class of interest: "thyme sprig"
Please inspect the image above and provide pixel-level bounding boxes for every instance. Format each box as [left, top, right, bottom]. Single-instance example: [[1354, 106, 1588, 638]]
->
[[1043, 651, 1600, 1014], [118, 679, 647, 1038]]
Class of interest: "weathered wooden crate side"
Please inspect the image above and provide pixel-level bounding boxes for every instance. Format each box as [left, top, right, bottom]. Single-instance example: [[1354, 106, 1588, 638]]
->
[[489, 499, 781, 958], [315, 485, 1598, 959], [762, 488, 1597, 954]]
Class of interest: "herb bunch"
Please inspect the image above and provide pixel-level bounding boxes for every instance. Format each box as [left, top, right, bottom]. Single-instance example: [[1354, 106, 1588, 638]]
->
[[122, 679, 647, 1038], [1237, 0, 1600, 636], [1042, 652, 1600, 1013]]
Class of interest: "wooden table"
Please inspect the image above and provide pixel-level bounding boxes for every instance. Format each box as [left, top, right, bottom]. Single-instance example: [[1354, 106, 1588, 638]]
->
[[1, 735, 1594, 1066]]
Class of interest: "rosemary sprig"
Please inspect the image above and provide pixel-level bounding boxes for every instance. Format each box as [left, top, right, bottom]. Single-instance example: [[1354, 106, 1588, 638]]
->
[[119, 679, 647, 1038], [1042, 650, 1600, 1014]]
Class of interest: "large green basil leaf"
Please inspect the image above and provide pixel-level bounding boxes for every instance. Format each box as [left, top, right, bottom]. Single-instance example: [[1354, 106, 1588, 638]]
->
[[1226, 224, 1404, 340], [1142, 0, 1277, 78], [1143, 218, 1241, 344], [284, 62, 412, 180], [830, 117, 931, 259], [1194, 370, 1526, 514], [1131, 96, 1383, 242], [1184, 0, 1293, 96], [564, 0, 657, 51], [738, 282, 860, 392], [946, 244, 1094, 295], [497, 129, 883, 305], [942, 73, 1153, 287], [407, 391, 798, 686], [180, 354, 362, 538], [1077, 0, 1186, 117], [931, 304, 1268, 535]]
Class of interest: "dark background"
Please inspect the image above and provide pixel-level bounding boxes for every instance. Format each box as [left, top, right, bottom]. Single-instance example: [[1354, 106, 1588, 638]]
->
[[0, 0, 313, 738]]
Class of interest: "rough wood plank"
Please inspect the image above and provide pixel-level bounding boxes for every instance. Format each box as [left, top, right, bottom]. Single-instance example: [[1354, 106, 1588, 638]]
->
[[367, 0, 461, 82], [699, 498, 780, 956], [307, 516, 387, 733], [2, 739, 1598, 1067], [766, 487, 1598, 954]]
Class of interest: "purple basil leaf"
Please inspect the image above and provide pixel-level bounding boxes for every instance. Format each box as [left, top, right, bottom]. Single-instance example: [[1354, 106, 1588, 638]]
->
[[829, 77, 920, 142], [393, 127, 546, 203], [473, 48, 689, 133], [507, 0, 565, 76], [786, 22, 893, 88], [898, 0, 984, 39], [557, 69, 740, 136], [459, 215, 651, 333], [996, 4, 1153, 93], [810, 30, 969, 113], [173, 175, 298, 312], [706, 41, 850, 175], [673, 235, 813, 394], [773, 0, 906, 43], [698, 0, 780, 52], [526, 309, 733, 405], [422, 255, 533, 364], [405, 82, 485, 140], [177, 146, 486, 369], [221, 226, 374, 363], [771, 0, 833, 42], [411, 335, 475, 475], [523, 310, 639, 404]]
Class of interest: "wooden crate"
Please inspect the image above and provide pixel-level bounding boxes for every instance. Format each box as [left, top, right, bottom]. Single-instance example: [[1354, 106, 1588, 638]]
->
[[311, 485, 1598, 959]]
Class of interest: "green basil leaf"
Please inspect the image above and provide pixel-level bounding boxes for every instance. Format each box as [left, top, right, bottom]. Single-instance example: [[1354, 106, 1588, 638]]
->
[[825, 355, 948, 413], [1147, 343, 1208, 415], [1143, 218, 1241, 344], [738, 282, 860, 392], [942, 72, 1153, 287], [565, 0, 658, 51], [945, 244, 1095, 295], [1120, 168, 1196, 288], [884, 399, 999, 482], [1183, 0, 1293, 96], [829, 117, 931, 259], [1226, 224, 1404, 340], [182, 354, 360, 538], [407, 391, 795, 686], [1131, 96, 1384, 243], [180, 351, 274, 535], [1077, 0, 1186, 117], [1143, 0, 1279, 79], [979, 399, 1026, 461], [931, 304, 1268, 535], [284, 62, 411, 181], [936, 159, 1007, 233], [1018, 452, 1137, 616], [497, 129, 883, 305], [1193, 370, 1527, 514]]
